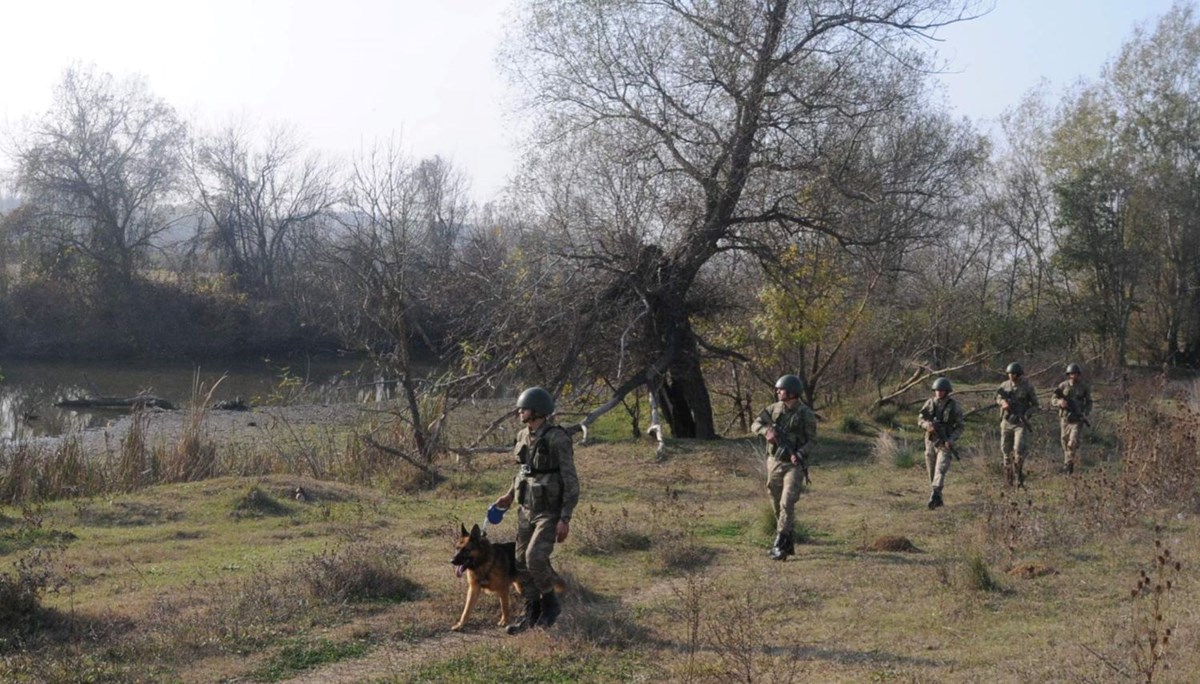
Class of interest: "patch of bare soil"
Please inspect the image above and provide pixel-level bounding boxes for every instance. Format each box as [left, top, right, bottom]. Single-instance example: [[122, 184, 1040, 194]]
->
[[862, 535, 921, 553]]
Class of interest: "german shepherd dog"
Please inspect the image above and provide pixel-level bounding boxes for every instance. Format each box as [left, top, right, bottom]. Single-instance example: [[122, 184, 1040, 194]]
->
[[450, 523, 520, 631]]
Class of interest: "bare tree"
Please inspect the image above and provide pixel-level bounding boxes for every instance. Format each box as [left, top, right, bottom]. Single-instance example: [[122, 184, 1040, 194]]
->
[[504, 0, 988, 437], [302, 141, 506, 476], [10, 66, 187, 293], [188, 122, 338, 297]]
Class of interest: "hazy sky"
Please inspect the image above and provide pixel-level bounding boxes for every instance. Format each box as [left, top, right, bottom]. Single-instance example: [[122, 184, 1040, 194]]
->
[[0, 0, 1187, 203]]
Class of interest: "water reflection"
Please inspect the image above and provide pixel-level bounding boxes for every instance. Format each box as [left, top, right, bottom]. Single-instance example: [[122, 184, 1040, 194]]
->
[[0, 381, 95, 441], [0, 357, 377, 441]]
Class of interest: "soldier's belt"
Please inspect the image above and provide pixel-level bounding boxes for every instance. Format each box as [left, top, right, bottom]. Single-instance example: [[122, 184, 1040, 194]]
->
[[520, 465, 560, 476]]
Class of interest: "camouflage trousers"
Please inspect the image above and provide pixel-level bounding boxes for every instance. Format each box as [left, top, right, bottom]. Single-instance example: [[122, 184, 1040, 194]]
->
[[515, 507, 559, 595], [924, 439, 952, 491], [766, 456, 804, 535], [999, 421, 1030, 470], [1060, 419, 1083, 466]]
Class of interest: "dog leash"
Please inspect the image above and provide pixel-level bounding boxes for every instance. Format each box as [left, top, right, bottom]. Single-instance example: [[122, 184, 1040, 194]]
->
[[482, 503, 508, 535]]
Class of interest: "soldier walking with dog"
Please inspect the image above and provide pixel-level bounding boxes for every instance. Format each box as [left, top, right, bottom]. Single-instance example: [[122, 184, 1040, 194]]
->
[[751, 374, 817, 561], [996, 362, 1039, 487], [493, 387, 578, 634], [917, 377, 964, 509], [1055, 363, 1093, 474]]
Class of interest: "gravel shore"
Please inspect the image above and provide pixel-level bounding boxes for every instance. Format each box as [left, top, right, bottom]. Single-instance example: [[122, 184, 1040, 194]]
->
[[55, 402, 378, 455]]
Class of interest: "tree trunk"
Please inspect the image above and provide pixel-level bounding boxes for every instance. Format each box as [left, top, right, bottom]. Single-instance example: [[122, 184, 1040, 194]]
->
[[646, 275, 716, 439], [654, 346, 715, 439]]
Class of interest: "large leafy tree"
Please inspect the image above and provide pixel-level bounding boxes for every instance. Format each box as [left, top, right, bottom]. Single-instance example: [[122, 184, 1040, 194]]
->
[[1109, 2, 1200, 366], [1047, 2, 1200, 366], [505, 0, 985, 437]]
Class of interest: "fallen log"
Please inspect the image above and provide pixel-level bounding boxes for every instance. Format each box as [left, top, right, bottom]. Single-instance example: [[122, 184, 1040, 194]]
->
[[211, 397, 251, 411], [55, 395, 177, 411]]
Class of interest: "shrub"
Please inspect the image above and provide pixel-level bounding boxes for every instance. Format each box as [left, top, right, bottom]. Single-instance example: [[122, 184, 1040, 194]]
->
[[559, 594, 648, 649], [575, 505, 653, 556], [758, 503, 778, 537], [298, 543, 421, 604], [706, 581, 804, 682], [0, 547, 65, 632], [870, 429, 915, 469], [1113, 399, 1200, 516], [839, 415, 864, 435], [963, 553, 1001, 592], [871, 403, 901, 428], [756, 502, 812, 545], [892, 449, 916, 470]]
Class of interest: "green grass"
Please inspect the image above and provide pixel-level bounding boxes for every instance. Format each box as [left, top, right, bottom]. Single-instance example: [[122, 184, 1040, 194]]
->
[[892, 449, 917, 469], [698, 519, 746, 540], [0, 396, 1196, 682], [249, 638, 370, 682], [0, 527, 77, 555]]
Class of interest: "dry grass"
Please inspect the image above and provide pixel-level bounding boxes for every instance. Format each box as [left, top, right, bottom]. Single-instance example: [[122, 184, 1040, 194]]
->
[[0, 381, 1198, 682], [863, 535, 920, 552]]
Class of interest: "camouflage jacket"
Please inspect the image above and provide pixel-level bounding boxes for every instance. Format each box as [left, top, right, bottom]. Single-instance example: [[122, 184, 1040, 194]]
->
[[512, 422, 579, 521], [1055, 380, 1093, 423], [751, 400, 817, 461], [917, 396, 964, 444], [996, 378, 1039, 425]]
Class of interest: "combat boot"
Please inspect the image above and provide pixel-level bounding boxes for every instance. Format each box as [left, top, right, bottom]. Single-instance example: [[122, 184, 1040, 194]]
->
[[768, 532, 787, 560], [927, 488, 943, 509], [536, 591, 561, 628], [1016, 464, 1026, 489], [1004, 464, 1015, 487], [781, 532, 795, 558], [770, 532, 794, 561], [506, 595, 542, 635], [1060, 462, 1074, 475]]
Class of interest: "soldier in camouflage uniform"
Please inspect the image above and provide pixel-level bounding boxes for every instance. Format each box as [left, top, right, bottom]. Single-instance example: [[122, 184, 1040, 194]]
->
[[751, 375, 817, 561], [1055, 363, 1093, 475], [996, 362, 1039, 487], [493, 387, 579, 634], [917, 377, 964, 510]]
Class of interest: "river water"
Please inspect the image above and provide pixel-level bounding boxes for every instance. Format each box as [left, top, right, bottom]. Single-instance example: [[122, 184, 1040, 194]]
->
[[0, 356, 381, 441]]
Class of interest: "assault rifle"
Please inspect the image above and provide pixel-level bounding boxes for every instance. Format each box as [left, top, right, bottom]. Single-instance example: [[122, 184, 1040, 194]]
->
[[1053, 386, 1090, 427], [774, 429, 811, 485], [919, 406, 960, 461], [997, 388, 1035, 432]]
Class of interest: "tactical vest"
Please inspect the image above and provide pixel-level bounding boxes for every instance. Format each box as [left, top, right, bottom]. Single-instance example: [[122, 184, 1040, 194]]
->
[[768, 403, 811, 459], [922, 398, 959, 441], [516, 424, 567, 514], [518, 424, 566, 474]]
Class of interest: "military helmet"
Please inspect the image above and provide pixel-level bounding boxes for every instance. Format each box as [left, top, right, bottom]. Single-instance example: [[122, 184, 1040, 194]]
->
[[1005, 362, 1024, 375], [931, 377, 953, 392], [1065, 363, 1082, 375], [516, 387, 555, 417], [774, 374, 804, 396]]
